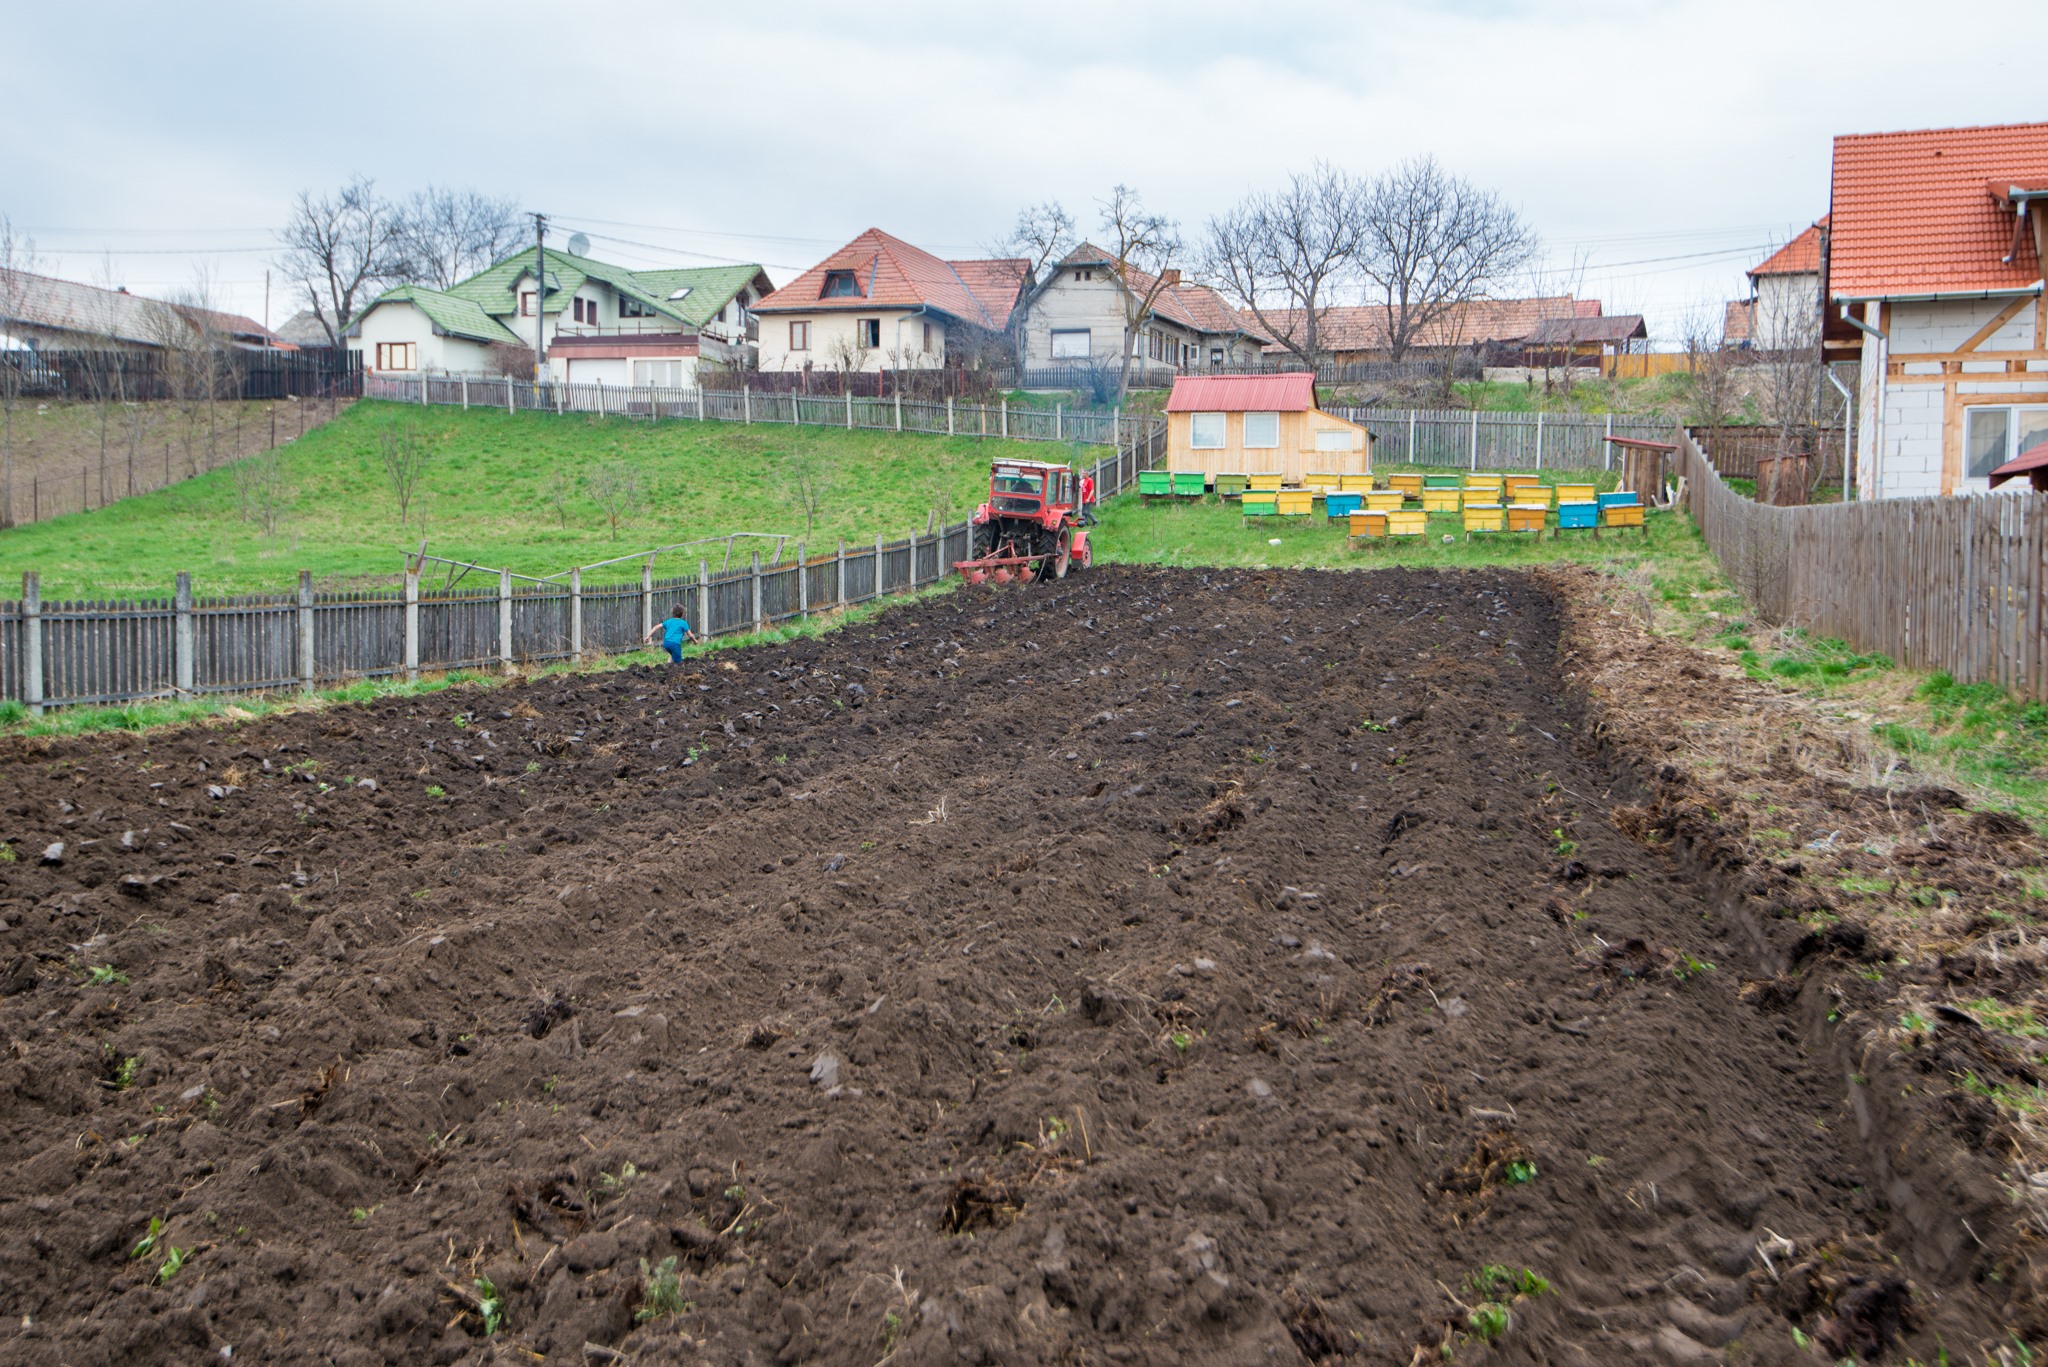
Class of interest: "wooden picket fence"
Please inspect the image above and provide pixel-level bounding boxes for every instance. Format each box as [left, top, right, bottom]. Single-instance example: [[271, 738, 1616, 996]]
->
[[1675, 429, 2048, 699]]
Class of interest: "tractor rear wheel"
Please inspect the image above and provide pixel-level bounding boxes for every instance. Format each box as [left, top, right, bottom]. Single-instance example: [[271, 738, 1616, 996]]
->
[[1046, 525, 1075, 579]]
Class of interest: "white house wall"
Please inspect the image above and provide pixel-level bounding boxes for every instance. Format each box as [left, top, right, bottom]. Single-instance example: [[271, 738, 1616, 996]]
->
[[1752, 272, 1819, 351], [755, 309, 948, 373], [349, 303, 498, 375], [1858, 293, 2048, 498]]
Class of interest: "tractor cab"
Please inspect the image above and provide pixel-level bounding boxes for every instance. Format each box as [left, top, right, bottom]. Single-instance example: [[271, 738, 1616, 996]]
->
[[990, 462, 1074, 516]]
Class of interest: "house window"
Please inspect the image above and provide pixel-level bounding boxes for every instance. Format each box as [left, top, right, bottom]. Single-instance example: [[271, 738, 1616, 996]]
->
[[1073, 268, 1095, 282], [1189, 412, 1226, 449], [1243, 412, 1279, 449], [633, 359, 685, 386], [922, 322, 933, 352], [823, 270, 862, 298], [519, 291, 536, 317], [619, 296, 655, 319], [858, 318, 880, 348], [1210, 347, 1224, 367], [1966, 405, 2048, 482], [790, 320, 811, 351], [1050, 328, 1090, 359], [374, 342, 416, 372]]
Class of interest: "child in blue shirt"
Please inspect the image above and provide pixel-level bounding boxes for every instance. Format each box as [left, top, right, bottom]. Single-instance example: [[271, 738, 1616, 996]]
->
[[643, 605, 700, 663]]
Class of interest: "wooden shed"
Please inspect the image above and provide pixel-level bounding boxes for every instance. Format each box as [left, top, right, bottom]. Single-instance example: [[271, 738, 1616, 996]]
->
[[1163, 373, 1370, 484]]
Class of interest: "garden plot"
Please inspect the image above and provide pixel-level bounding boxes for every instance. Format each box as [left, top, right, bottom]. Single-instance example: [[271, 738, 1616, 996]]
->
[[0, 566, 2024, 1364]]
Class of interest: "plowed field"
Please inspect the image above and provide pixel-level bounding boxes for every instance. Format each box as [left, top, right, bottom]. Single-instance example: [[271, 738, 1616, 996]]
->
[[0, 566, 2014, 1364]]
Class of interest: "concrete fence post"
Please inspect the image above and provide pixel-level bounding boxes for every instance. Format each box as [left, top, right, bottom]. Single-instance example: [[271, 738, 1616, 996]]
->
[[875, 533, 886, 598], [21, 572, 42, 715], [697, 559, 710, 638], [836, 539, 847, 607], [1604, 413, 1614, 470], [743, 386, 751, 425], [696, 386, 705, 422], [845, 390, 853, 430], [419, 376, 428, 407], [894, 390, 902, 432], [569, 567, 584, 660], [1535, 411, 1544, 470], [946, 396, 954, 436], [1469, 409, 1479, 470], [505, 375, 514, 415], [499, 569, 514, 671], [1407, 411, 1415, 462], [402, 566, 421, 681], [641, 561, 654, 642], [749, 553, 763, 633], [1000, 398, 1008, 438], [174, 570, 195, 696], [461, 376, 469, 411], [297, 570, 315, 692], [797, 541, 809, 619], [1056, 403, 1062, 441]]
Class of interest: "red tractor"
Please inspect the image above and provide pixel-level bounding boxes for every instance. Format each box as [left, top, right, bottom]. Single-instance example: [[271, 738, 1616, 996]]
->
[[956, 458, 1092, 585]]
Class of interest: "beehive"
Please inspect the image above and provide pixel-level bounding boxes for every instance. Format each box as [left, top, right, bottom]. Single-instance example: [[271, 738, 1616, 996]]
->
[[1506, 505, 1548, 534], [1385, 509, 1428, 537], [1247, 471, 1284, 492], [1325, 492, 1363, 518], [1339, 474, 1375, 493], [1462, 504, 1505, 535], [1420, 488, 1461, 513], [1347, 510, 1388, 539], [1365, 491, 1406, 513], [1385, 474, 1424, 499], [1275, 488, 1315, 516]]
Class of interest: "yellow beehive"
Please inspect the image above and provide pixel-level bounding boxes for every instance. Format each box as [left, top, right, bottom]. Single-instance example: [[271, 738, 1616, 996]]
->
[[1420, 487, 1461, 513], [1339, 474, 1375, 493], [1555, 482, 1597, 505], [1364, 490, 1405, 512], [1603, 503, 1646, 528], [1386, 473, 1424, 500], [1464, 487, 1510, 509], [1347, 510, 1389, 539], [1247, 471, 1284, 491], [1385, 509, 1428, 537], [1463, 474, 1504, 493], [1506, 504, 1548, 533], [1507, 482, 1552, 508], [1275, 488, 1315, 516], [1462, 503, 1505, 535], [1304, 471, 1341, 491], [1503, 477, 1539, 498]]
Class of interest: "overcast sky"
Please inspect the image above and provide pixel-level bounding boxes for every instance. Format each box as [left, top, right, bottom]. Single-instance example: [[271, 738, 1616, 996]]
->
[[5, 0, 2043, 342]]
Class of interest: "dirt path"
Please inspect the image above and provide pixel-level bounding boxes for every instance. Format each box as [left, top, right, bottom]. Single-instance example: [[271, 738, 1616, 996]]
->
[[0, 566, 2015, 1364]]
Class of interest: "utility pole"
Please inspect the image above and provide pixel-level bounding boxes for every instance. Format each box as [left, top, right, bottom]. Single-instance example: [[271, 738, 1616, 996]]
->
[[532, 212, 549, 385]]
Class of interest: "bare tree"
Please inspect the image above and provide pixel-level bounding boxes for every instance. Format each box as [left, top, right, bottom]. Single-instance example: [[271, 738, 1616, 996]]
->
[[1755, 309, 1826, 491], [1358, 156, 1538, 362], [379, 422, 432, 530], [1677, 298, 1742, 430], [275, 176, 403, 350], [392, 187, 525, 290], [0, 219, 38, 526], [824, 327, 872, 379], [231, 446, 291, 535], [993, 201, 1077, 365], [785, 447, 833, 537], [1096, 186, 1183, 401], [163, 271, 236, 473], [542, 469, 576, 527], [1200, 163, 1367, 370], [584, 461, 641, 541]]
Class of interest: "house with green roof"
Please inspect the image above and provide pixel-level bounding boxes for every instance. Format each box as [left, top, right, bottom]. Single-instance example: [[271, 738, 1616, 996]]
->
[[345, 247, 773, 386]]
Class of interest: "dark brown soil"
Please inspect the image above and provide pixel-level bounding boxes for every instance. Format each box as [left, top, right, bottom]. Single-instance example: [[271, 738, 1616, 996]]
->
[[0, 566, 2022, 1364]]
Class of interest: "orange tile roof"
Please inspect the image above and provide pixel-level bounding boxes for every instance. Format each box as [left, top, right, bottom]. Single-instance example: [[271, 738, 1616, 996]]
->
[[1749, 219, 1826, 278], [1164, 373, 1317, 412], [1056, 244, 1270, 342], [1830, 122, 2048, 298], [1258, 296, 1591, 354], [751, 229, 1029, 328]]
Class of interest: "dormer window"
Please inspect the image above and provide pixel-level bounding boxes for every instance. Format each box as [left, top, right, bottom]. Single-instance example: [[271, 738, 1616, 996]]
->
[[823, 270, 862, 298], [619, 295, 655, 318]]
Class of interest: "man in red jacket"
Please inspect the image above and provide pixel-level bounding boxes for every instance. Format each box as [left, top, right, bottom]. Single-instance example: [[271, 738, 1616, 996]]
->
[[1078, 472, 1096, 525]]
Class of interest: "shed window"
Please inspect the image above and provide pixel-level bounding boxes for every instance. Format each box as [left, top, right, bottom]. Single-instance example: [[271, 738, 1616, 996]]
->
[[1050, 328, 1090, 359], [1965, 405, 2048, 483], [1242, 412, 1279, 449], [1315, 428, 1355, 452], [1189, 413, 1226, 449]]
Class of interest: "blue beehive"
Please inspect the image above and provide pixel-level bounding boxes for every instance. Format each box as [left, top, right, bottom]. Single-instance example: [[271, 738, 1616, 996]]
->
[[1596, 490, 1640, 510], [1558, 502, 1600, 530], [1325, 492, 1362, 518]]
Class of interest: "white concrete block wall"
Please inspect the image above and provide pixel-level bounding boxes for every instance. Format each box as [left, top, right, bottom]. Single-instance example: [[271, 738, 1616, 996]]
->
[[1888, 298, 2012, 353], [1879, 381, 1944, 498]]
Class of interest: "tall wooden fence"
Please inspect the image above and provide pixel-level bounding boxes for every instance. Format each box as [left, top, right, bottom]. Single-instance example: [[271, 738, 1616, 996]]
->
[[1675, 429, 2048, 700], [1333, 407, 1675, 470], [6, 348, 362, 401], [1693, 425, 1847, 485], [0, 417, 1164, 711]]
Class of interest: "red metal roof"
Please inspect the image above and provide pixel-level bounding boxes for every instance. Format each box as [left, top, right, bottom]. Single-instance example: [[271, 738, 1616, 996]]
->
[[1989, 438, 2048, 488], [1259, 296, 1593, 354], [1749, 219, 1826, 278], [1830, 122, 2048, 298], [1164, 373, 1316, 413]]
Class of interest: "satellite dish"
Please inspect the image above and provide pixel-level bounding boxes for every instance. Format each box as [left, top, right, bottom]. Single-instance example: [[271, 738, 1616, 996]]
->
[[566, 232, 590, 257]]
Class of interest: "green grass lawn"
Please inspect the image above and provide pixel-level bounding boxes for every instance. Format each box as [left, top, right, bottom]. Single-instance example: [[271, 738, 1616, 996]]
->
[[0, 400, 1103, 598]]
